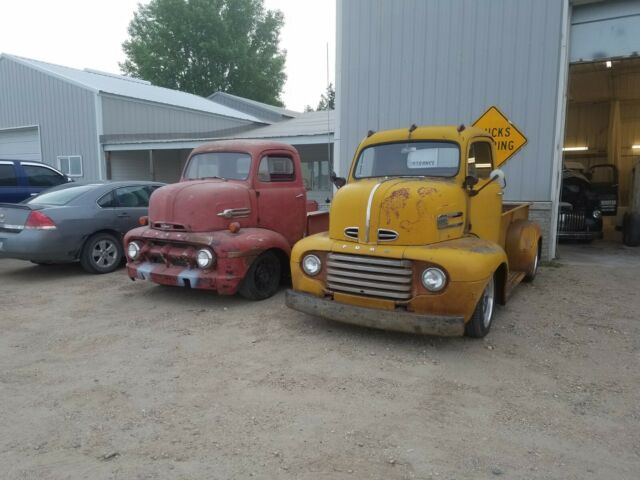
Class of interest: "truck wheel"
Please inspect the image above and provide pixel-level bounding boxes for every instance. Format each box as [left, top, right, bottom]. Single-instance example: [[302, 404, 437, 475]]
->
[[464, 276, 496, 338], [238, 251, 281, 300], [80, 233, 123, 274], [523, 241, 540, 282]]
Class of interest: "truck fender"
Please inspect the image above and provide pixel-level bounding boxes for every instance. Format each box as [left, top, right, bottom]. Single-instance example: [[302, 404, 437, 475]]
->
[[217, 227, 292, 270], [505, 220, 542, 273]]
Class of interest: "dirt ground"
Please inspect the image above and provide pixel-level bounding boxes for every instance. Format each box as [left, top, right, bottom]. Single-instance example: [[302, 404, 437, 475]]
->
[[1, 243, 639, 479]]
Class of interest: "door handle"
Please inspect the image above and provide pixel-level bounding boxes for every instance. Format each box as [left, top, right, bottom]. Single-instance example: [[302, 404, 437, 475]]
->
[[116, 212, 130, 217], [497, 192, 504, 196], [295, 193, 304, 199]]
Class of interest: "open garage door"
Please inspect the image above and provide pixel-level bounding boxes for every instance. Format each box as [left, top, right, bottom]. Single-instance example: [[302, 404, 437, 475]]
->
[[0, 127, 41, 161]]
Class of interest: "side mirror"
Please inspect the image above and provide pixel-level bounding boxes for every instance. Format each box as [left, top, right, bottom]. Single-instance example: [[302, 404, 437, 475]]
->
[[490, 168, 506, 188], [330, 171, 346, 189]]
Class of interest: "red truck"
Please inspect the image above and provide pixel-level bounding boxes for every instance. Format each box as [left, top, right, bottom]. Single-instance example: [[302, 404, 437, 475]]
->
[[124, 140, 328, 299]]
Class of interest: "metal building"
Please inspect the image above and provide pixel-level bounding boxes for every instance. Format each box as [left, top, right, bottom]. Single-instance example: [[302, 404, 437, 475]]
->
[[0, 54, 265, 183], [335, 0, 640, 259]]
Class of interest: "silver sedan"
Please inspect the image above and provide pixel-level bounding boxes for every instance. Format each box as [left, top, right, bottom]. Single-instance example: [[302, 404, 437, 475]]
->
[[0, 181, 164, 273]]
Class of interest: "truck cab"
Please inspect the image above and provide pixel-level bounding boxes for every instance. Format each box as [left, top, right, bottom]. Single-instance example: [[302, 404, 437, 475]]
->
[[125, 140, 324, 300], [286, 125, 541, 337]]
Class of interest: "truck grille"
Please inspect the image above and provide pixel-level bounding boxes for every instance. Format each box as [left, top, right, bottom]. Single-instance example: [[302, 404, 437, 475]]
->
[[327, 253, 413, 300], [558, 211, 586, 232]]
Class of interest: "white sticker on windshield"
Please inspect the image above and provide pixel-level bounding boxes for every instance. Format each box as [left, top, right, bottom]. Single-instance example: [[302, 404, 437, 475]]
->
[[407, 149, 438, 169]]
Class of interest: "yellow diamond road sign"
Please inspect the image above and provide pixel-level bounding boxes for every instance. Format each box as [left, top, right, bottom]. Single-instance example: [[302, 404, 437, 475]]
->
[[473, 106, 527, 165]]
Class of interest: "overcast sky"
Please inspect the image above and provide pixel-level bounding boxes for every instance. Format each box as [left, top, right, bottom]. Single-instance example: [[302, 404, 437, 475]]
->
[[0, 0, 336, 112]]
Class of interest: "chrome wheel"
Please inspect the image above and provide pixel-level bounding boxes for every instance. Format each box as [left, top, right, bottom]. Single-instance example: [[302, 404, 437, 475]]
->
[[92, 239, 118, 268], [481, 277, 495, 328]]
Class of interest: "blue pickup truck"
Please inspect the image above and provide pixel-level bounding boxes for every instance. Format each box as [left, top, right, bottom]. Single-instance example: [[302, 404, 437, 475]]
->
[[0, 160, 70, 203]]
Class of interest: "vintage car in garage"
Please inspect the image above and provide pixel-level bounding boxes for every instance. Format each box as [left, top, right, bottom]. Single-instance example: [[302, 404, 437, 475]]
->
[[558, 162, 618, 241]]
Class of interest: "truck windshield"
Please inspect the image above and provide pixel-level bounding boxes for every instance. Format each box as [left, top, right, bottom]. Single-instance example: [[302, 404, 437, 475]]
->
[[184, 152, 252, 180], [353, 141, 459, 179]]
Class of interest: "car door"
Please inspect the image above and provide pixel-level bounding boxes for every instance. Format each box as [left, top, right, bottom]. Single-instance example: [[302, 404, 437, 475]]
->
[[0, 161, 27, 203], [21, 162, 68, 198], [113, 185, 154, 234]]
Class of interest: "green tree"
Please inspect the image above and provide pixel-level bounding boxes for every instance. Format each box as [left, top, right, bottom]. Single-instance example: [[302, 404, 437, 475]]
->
[[316, 83, 335, 111], [121, 0, 287, 106]]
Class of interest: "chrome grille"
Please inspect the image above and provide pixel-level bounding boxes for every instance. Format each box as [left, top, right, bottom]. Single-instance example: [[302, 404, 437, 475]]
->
[[558, 211, 586, 233], [377, 229, 398, 241], [344, 227, 359, 240], [327, 253, 413, 300]]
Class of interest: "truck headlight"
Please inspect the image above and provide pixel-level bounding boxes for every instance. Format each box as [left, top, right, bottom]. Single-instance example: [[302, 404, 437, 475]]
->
[[127, 241, 141, 260], [302, 254, 322, 276], [196, 249, 214, 269], [421, 267, 446, 292], [592, 209, 602, 219]]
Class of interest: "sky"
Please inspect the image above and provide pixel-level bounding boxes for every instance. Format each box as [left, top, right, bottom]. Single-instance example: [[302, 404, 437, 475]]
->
[[0, 0, 336, 112]]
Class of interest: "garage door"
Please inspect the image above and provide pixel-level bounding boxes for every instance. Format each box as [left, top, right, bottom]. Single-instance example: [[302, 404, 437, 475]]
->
[[570, 0, 640, 63], [109, 151, 151, 181], [0, 127, 41, 161]]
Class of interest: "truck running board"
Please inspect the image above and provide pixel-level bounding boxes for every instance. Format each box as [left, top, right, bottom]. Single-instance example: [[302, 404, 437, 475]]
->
[[505, 271, 526, 301]]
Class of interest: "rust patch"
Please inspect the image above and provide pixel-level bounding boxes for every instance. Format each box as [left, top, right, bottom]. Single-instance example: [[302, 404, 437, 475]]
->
[[381, 188, 410, 224], [399, 186, 437, 232]]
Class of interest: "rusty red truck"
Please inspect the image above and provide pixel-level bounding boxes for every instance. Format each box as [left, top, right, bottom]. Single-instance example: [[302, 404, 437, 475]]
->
[[124, 140, 328, 300]]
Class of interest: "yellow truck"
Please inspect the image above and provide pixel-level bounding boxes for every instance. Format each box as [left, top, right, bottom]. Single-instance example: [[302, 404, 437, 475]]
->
[[285, 125, 541, 338]]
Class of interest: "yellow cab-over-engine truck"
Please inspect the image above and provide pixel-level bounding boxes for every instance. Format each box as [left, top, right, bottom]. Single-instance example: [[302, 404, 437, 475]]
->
[[285, 125, 541, 338]]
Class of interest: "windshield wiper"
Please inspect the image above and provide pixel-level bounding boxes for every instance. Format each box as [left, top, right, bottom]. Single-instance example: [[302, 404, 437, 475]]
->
[[200, 176, 227, 181]]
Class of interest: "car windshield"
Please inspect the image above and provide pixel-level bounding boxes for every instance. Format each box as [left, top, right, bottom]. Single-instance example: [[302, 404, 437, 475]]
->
[[184, 152, 252, 181], [27, 185, 96, 205], [353, 141, 460, 178]]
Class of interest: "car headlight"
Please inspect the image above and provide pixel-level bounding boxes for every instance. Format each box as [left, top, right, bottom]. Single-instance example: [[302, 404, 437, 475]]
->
[[421, 267, 447, 292], [127, 241, 141, 260], [302, 254, 322, 276], [592, 209, 602, 219], [196, 249, 214, 269]]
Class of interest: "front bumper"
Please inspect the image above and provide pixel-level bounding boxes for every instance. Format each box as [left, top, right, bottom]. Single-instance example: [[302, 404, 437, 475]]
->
[[285, 290, 465, 336]]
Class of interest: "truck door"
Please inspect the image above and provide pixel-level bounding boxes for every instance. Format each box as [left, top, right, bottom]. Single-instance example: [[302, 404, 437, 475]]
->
[[255, 153, 306, 246], [467, 141, 502, 243]]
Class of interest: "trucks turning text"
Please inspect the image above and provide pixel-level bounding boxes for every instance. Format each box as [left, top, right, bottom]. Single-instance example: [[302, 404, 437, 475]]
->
[[285, 125, 541, 338], [124, 140, 327, 300]]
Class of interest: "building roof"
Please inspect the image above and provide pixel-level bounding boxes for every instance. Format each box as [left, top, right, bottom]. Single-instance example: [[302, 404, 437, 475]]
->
[[0, 54, 263, 123], [208, 91, 300, 122], [234, 110, 334, 140]]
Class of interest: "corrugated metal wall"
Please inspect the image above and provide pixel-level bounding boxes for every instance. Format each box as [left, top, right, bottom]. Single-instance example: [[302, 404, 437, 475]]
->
[[336, 0, 565, 202], [0, 58, 99, 179], [101, 95, 256, 137]]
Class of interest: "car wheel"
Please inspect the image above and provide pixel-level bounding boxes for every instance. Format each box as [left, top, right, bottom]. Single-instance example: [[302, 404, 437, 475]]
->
[[238, 251, 281, 300], [464, 275, 496, 338], [80, 233, 123, 274], [523, 241, 540, 282]]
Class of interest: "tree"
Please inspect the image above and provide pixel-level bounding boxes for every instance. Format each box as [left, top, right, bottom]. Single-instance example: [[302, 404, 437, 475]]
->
[[316, 83, 335, 111], [121, 0, 287, 106]]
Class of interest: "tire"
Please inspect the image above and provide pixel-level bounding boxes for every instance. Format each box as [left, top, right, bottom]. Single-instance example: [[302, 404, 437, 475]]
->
[[464, 275, 496, 338], [238, 251, 281, 300], [80, 233, 123, 274], [523, 241, 540, 282]]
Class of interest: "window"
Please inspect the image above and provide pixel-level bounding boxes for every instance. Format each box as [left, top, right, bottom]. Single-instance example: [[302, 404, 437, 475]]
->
[[97, 191, 116, 208], [23, 165, 67, 187], [354, 142, 459, 179], [115, 186, 151, 208], [184, 152, 251, 180], [467, 142, 493, 179], [0, 164, 18, 187], [257, 156, 295, 182], [28, 185, 96, 206], [57, 155, 83, 177]]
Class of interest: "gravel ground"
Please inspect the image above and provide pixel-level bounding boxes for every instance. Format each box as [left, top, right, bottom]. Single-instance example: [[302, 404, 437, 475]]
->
[[0, 244, 639, 479]]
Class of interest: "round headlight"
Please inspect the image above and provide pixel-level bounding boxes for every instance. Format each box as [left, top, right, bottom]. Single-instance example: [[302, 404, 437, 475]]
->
[[196, 249, 214, 269], [421, 267, 447, 292], [592, 209, 602, 219], [127, 241, 141, 260], [302, 254, 322, 276]]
